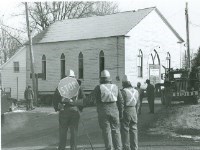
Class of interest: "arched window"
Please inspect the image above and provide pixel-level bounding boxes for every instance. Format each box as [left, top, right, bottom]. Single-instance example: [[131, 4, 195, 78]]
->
[[152, 49, 160, 65], [99, 51, 105, 77], [42, 55, 46, 80], [137, 49, 143, 77], [60, 53, 65, 79], [166, 52, 171, 69], [79, 52, 83, 79]]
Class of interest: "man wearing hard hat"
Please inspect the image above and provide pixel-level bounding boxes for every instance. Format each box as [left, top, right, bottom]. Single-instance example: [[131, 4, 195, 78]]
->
[[53, 69, 85, 150], [92, 70, 124, 150], [121, 75, 140, 150]]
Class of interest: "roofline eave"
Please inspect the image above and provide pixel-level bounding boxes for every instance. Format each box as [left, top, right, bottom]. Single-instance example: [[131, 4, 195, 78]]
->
[[155, 8, 184, 43], [0, 46, 26, 69], [28, 35, 126, 45]]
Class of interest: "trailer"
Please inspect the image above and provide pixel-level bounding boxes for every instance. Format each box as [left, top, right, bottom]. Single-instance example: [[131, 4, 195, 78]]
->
[[160, 68, 199, 105]]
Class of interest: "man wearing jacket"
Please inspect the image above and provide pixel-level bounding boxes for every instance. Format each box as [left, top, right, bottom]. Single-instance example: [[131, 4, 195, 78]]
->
[[135, 82, 144, 115], [146, 79, 155, 114], [92, 70, 124, 150], [24, 86, 34, 111], [53, 70, 85, 150], [121, 75, 140, 150]]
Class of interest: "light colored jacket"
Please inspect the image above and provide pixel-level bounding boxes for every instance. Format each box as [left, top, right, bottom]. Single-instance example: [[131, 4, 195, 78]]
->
[[123, 88, 139, 107], [100, 84, 118, 102]]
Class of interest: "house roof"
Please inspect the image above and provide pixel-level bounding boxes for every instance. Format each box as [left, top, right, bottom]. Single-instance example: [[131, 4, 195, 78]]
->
[[30, 7, 156, 44], [0, 46, 26, 69], [28, 7, 183, 44]]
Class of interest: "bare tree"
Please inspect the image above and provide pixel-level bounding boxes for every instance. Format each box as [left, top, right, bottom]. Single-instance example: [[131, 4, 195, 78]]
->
[[0, 20, 24, 64], [27, 1, 119, 31]]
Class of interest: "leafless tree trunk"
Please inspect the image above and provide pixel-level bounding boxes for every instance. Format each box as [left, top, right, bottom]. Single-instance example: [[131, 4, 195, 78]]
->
[[27, 1, 119, 31], [0, 20, 23, 64]]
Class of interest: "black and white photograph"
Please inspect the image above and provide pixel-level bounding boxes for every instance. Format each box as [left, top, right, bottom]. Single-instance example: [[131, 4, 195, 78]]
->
[[1, 0, 200, 149]]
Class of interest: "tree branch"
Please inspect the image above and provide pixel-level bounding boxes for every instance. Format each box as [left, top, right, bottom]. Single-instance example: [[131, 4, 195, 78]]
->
[[1, 28, 23, 46]]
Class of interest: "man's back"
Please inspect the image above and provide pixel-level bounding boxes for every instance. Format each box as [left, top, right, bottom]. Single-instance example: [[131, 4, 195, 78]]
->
[[135, 87, 144, 100], [93, 83, 123, 116], [147, 84, 155, 99], [27, 89, 33, 100]]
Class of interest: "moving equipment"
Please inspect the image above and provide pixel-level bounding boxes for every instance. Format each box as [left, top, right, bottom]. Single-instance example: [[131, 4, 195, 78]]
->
[[159, 68, 199, 105]]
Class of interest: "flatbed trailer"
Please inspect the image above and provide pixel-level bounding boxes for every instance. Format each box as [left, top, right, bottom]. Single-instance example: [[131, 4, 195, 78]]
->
[[159, 69, 199, 105]]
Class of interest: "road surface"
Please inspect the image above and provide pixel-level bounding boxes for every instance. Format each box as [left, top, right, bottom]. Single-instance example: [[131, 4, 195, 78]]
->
[[1, 99, 200, 150]]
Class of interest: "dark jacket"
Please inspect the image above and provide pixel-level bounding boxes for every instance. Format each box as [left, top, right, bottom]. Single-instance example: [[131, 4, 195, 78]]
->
[[53, 85, 85, 112], [146, 84, 155, 99], [24, 88, 34, 100], [93, 83, 124, 119]]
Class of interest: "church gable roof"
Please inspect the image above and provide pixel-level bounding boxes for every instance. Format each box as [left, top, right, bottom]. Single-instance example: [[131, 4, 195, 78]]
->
[[32, 7, 155, 44], [28, 7, 183, 44]]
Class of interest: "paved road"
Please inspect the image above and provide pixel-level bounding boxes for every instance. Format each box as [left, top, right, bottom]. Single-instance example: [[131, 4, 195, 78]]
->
[[1, 100, 200, 150]]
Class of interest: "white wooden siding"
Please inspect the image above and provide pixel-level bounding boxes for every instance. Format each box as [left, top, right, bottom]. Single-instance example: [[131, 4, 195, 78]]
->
[[26, 36, 125, 92], [125, 10, 184, 87], [1, 47, 27, 100]]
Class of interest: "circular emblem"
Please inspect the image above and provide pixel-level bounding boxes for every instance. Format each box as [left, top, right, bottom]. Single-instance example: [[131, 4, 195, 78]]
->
[[58, 77, 80, 99]]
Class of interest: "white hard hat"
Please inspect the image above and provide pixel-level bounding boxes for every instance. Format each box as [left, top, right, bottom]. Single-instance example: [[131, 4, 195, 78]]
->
[[122, 75, 131, 82], [101, 70, 110, 78], [67, 69, 75, 77]]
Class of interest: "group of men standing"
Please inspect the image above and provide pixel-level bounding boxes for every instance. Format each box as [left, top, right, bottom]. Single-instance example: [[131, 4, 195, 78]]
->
[[53, 69, 155, 150]]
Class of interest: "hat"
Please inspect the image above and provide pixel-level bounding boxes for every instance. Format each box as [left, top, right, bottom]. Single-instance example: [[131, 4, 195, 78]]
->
[[122, 75, 131, 82], [67, 69, 75, 77], [101, 70, 110, 78], [137, 82, 141, 87], [146, 79, 150, 84]]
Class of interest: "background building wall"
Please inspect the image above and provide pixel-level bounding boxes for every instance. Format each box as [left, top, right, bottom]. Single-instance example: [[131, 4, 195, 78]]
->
[[125, 10, 183, 87], [1, 47, 26, 100], [26, 36, 125, 93]]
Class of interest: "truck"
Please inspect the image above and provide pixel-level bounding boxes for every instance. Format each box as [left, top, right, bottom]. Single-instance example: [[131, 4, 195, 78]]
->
[[159, 68, 199, 105]]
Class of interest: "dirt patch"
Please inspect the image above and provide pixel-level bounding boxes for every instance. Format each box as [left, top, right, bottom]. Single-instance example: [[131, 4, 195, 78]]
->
[[148, 103, 200, 141], [175, 128, 200, 136]]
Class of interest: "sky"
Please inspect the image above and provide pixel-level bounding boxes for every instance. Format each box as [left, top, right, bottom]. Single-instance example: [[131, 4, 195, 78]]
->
[[0, 0, 200, 53], [118, 0, 200, 54]]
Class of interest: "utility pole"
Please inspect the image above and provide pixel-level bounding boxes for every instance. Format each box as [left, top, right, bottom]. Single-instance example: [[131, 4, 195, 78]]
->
[[185, 2, 191, 70], [25, 2, 38, 105]]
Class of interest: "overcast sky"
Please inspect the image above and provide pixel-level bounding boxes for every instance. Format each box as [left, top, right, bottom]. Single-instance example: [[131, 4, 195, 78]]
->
[[0, 0, 200, 53]]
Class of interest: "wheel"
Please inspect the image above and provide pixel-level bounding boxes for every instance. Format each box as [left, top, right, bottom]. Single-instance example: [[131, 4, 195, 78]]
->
[[192, 96, 198, 104]]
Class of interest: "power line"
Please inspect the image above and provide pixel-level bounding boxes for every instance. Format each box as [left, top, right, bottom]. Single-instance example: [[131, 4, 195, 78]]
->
[[1, 28, 23, 46], [0, 23, 26, 33], [189, 22, 200, 28]]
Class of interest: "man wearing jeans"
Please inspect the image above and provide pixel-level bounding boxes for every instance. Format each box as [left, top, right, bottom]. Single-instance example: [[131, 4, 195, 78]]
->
[[92, 70, 124, 150], [53, 70, 85, 150], [121, 75, 140, 150]]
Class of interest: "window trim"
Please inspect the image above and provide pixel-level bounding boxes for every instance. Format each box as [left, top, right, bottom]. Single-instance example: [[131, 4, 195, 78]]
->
[[42, 55, 46, 80], [153, 49, 160, 65], [78, 52, 84, 79], [137, 49, 143, 77], [166, 52, 171, 69], [60, 53, 65, 79], [13, 61, 19, 73], [99, 50, 105, 77]]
